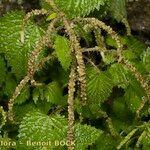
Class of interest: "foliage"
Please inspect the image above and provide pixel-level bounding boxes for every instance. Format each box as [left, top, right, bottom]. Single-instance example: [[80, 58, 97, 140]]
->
[[17, 111, 102, 150], [0, 11, 44, 80], [0, 0, 150, 150]]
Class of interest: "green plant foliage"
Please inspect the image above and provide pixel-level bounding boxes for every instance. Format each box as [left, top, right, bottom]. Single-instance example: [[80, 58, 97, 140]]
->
[[35, 100, 53, 114], [32, 82, 65, 105], [75, 97, 99, 119], [109, 63, 129, 88], [0, 56, 6, 84], [54, 0, 107, 18], [91, 132, 118, 150], [142, 47, 150, 73], [141, 131, 150, 150], [0, 11, 44, 79], [18, 111, 102, 150], [3, 73, 17, 97], [112, 97, 127, 118], [74, 23, 93, 46], [125, 36, 147, 57], [101, 51, 116, 65], [0, 136, 14, 150], [32, 86, 45, 104], [109, 0, 127, 22], [124, 79, 145, 113], [0, 1, 150, 150], [13, 102, 37, 122], [44, 81, 63, 104], [86, 66, 114, 103], [54, 35, 72, 71], [14, 85, 30, 105]]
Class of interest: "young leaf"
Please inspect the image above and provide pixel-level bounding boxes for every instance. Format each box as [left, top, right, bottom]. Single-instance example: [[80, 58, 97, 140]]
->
[[54, 35, 72, 71], [32, 86, 45, 104], [0, 11, 44, 79], [86, 66, 114, 103], [18, 111, 102, 150], [44, 81, 63, 104]]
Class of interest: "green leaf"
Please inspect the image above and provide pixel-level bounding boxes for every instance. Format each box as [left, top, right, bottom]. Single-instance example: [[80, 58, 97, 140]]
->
[[109, 63, 129, 89], [109, 0, 127, 22], [54, 35, 72, 71], [53, 0, 107, 18], [126, 36, 147, 57], [75, 95, 106, 119], [14, 85, 30, 105], [36, 100, 53, 114], [142, 47, 150, 73], [124, 79, 145, 113], [74, 23, 92, 46], [112, 97, 127, 119], [0, 11, 44, 79], [86, 66, 114, 103], [46, 12, 57, 21], [105, 35, 128, 48], [32, 82, 65, 106], [142, 130, 150, 150], [101, 51, 116, 65], [18, 111, 102, 150], [44, 82, 63, 105], [75, 123, 102, 150], [0, 56, 6, 84], [123, 50, 138, 61], [3, 73, 17, 97], [13, 102, 37, 123], [32, 86, 45, 104], [91, 132, 118, 150]]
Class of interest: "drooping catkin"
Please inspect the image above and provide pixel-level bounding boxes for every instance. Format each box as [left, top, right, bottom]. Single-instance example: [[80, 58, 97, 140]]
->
[[0, 106, 6, 128], [46, 0, 87, 105], [122, 18, 131, 36], [8, 76, 30, 122], [8, 18, 57, 122], [64, 20, 87, 105], [67, 65, 76, 150], [27, 18, 57, 78], [74, 18, 123, 62]]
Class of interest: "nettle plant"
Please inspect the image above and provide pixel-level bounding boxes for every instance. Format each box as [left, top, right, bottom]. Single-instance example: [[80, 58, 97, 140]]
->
[[0, 0, 150, 150]]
